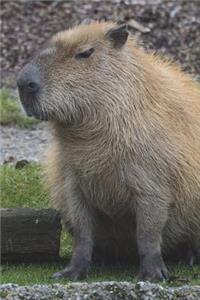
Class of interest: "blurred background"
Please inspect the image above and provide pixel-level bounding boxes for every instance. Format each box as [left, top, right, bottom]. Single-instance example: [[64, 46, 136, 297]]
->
[[1, 0, 200, 164]]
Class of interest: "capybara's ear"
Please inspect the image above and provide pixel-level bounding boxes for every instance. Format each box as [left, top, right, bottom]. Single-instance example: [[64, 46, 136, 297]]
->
[[105, 24, 129, 49]]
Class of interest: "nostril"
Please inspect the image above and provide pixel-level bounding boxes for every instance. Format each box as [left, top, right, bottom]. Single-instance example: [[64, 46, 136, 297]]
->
[[27, 81, 39, 92], [28, 81, 37, 90]]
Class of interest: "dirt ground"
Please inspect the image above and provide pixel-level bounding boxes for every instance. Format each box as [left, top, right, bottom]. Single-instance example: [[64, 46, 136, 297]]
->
[[1, 0, 200, 88]]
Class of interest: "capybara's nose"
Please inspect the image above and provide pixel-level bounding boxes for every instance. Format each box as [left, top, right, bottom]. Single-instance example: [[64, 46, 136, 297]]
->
[[17, 64, 41, 96]]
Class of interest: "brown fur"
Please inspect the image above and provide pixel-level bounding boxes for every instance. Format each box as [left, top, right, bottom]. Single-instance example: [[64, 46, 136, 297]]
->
[[19, 22, 200, 280]]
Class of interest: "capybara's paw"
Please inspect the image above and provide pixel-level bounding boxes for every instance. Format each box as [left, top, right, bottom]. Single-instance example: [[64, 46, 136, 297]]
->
[[185, 248, 196, 266], [138, 259, 169, 281], [52, 262, 89, 281], [52, 257, 90, 281], [186, 249, 200, 266]]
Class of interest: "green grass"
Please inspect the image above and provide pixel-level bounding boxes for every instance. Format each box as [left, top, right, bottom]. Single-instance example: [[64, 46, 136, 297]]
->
[[0, 89, 39, 127], [0, 163, 48, 208], [1, 163, 200, 286], [1, 263, 200, 286], [1, 264, 135, 285]]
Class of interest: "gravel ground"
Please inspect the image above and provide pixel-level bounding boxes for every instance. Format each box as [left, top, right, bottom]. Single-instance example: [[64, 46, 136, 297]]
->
[[1, 281, 200, 300], [0, 123, 50, 164]]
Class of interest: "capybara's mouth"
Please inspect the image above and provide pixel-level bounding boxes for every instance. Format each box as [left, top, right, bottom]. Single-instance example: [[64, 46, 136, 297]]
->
[[26, 106, 49, 121], [29, 109, 49, 121], [19, 96, 49, 121]]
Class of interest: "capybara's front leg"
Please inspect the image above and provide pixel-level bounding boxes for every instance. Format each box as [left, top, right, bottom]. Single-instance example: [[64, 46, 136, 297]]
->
[[187, 237, 200, 266], [136, 196, 169, 281], [52, 201, 93, 281]]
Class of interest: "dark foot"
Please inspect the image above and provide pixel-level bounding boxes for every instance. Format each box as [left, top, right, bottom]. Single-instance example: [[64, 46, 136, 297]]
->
[[52, 266, 86, 281], [138, 255, 169, 281], [52, 260, 90, 281], [186, 248, 200, 266]]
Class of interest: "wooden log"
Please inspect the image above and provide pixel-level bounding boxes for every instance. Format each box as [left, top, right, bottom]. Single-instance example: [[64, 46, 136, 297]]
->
[[1, 208, 62, 262]]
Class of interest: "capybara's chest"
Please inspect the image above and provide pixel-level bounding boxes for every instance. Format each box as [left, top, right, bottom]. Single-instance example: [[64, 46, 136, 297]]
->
[[76, 169, 134, 215]]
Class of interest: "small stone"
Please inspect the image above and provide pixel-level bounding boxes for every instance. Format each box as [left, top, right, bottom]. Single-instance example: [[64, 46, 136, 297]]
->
[[3, 155, 16, 164], [15, 159, 30, 169]]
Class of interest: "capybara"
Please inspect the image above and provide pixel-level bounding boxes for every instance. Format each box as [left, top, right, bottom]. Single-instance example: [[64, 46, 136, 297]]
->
[[17, 22, 200, 281]]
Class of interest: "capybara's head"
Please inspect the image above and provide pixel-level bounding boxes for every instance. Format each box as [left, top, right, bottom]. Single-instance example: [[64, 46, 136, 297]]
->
[[17, 22, 130, 124]]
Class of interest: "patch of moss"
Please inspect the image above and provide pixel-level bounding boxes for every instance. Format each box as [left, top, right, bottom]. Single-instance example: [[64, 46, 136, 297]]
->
[[0, 291, 9, 298]]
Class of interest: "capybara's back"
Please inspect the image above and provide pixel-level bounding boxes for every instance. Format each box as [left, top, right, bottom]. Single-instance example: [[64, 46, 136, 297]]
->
[[18, 22, 200, 281]]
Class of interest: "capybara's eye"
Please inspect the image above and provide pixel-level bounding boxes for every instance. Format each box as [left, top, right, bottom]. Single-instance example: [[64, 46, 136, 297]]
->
[[75, 48, 95, 59]]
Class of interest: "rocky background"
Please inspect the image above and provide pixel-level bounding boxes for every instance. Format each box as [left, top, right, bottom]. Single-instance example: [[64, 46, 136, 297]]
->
[[1, 281, 200, 300], [1, 0, 200, 88]]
